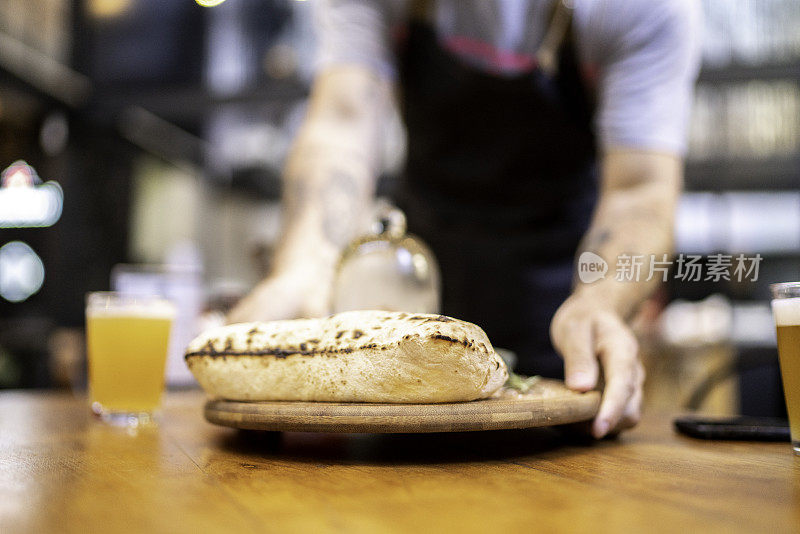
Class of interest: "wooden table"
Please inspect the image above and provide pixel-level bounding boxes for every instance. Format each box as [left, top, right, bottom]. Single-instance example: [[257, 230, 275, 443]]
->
[[1, 390, 798, 534]]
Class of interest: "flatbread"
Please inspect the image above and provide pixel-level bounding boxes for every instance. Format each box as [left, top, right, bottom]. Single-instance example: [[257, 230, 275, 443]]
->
[[185, 310, 508, 403]]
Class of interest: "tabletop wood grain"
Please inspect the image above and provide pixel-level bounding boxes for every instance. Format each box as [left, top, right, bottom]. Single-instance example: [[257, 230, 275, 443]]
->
[[1, 390, 798, 534]]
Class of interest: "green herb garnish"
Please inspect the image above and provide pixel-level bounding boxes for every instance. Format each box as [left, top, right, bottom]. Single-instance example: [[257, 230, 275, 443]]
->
[[505, 372, 541, 393]]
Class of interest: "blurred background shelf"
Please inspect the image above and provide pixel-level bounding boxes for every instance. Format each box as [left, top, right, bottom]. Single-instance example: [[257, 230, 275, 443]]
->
[[685, 156, 800, 190], [698, 63, 800, 83], [91, 80, 308, 121]]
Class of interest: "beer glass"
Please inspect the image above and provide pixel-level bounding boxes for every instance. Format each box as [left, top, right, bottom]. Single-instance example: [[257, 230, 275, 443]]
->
[[85, 292, 175, 426], [770, 282, 800, 454]]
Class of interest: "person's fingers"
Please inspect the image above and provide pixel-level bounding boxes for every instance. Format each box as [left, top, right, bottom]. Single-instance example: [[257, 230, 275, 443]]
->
[[304, 284, 333, 319], [621, 360, 645, 428], [551, 314, 599, 392], [591, 319, 639, 438], [226, 282, 297, 324], [225, 296, 256, 324], [226, 274, 333, 324], [563, 323, 599, 391], [608, 360, 645, 434], [226, 294, 270, 324]]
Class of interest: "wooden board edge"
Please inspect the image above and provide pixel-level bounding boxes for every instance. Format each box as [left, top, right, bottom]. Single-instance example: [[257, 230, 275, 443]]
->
[[203, 393, 600, 433]]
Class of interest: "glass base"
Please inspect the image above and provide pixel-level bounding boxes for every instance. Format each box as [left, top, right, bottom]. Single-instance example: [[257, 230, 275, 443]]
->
[[793, 441, 800, 456], [91, 402, 158, 427]]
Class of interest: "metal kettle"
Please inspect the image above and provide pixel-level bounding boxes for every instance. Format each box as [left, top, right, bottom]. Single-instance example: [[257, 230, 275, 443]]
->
[[331, 201, 440, 314]]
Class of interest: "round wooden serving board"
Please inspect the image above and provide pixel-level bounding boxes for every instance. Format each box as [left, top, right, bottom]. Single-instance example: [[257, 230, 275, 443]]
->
[[204, 379, 600, 433]]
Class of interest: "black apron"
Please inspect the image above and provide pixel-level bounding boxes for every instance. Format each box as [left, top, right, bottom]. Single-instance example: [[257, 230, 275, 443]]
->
[[396, 8, 598, 377]]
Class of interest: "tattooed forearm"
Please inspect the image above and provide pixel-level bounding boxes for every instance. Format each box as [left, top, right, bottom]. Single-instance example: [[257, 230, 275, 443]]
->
[[270, 66, 393, 273], [321, 170, 360, 247], [283, 175, 309, 221], [571, 151, 683, 316], [282, 167, 364, 249], [581, 228, 611, 253]]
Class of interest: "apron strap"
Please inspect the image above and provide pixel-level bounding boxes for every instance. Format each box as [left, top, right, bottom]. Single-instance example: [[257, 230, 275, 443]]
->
[[410, 0, 432, 21], [536, 0, 575, 78]]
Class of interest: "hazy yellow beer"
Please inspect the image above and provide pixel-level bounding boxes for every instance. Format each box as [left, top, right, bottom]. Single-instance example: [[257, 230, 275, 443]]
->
[[86, 292, 175, 424], [771, 282, 800, 454]]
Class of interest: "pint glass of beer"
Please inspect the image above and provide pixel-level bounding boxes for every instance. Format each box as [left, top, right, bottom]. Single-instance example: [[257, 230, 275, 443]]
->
[[85, 292, 175, 426], [771, 282, 800, 454]]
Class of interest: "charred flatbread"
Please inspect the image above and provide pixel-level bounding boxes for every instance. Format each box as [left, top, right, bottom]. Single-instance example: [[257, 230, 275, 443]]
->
[[185, 310, 508, 403]]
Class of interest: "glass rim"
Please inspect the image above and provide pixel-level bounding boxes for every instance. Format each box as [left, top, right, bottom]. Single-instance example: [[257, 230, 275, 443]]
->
[[85, 290, 171, 300], [85, 291, 176, 313], [770, 282, 800, 299], [111, 263, 201, 275]]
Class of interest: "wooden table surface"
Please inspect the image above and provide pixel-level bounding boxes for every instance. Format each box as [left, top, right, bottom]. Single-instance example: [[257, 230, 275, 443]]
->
[[1, 390, 798, 534]]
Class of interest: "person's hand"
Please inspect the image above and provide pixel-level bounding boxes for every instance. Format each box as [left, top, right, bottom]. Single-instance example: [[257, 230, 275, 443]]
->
[[226, 266, 333, 324], [550, 294, 644, 439]]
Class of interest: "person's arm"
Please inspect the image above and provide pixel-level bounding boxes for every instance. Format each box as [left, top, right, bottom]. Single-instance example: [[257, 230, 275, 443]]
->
[[227, 65, 393, 323], [549, 0, 701, 438], [550, 149, 682, 438]]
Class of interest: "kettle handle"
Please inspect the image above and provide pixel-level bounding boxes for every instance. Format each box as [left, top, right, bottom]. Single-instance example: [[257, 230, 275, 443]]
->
[[372, 199, 407, 240]]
